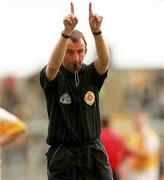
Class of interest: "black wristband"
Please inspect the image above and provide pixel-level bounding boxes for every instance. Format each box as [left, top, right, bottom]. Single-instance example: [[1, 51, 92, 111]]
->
[[61, 32, 71, 39], [92, 31, 102, 36]]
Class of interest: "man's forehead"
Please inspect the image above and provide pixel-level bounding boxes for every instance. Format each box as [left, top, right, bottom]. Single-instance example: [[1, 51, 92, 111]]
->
[[67, 39, 86, 49]]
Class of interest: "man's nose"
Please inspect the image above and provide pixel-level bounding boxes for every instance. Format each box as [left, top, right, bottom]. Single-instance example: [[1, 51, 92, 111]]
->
[[72, 52, 79, 63]]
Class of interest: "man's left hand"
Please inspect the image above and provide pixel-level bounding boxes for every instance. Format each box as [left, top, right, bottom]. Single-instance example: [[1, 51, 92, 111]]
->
[[89, 2, 103, 33]]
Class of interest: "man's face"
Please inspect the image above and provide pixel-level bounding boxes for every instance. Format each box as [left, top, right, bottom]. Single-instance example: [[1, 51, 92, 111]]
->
[[63, 38, 87, 73], [133, 113, 147, 131]]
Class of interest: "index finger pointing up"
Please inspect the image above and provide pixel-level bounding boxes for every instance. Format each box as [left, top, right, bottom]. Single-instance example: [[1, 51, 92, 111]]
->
[[89, 2, 93, 18], [70, 2, 74, 15]]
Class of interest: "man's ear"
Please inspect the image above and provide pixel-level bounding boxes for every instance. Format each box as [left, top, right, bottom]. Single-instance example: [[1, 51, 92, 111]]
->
[[85, 48, 87, 54]]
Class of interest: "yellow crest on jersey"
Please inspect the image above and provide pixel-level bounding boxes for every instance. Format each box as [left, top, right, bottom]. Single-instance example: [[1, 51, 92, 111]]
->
[[84, 91, 95, 105]]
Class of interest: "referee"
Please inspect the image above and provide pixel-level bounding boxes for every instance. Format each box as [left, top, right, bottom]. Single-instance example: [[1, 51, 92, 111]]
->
[[40, 2, 113, 180]]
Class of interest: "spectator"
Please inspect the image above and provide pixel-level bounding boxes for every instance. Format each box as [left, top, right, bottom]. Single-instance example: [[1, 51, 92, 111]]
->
[[100, 115, 129, 180], [0, 107, 27, 180], [127, 110, 160, 180]]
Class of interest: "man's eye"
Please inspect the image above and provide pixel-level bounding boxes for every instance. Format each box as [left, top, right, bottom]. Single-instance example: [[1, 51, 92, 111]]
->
[[78, 50, 84, 54], [66, 50, 74, 54]]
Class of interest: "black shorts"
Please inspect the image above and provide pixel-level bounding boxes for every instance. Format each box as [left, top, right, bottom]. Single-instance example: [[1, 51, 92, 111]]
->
[[46, 139, 113, 180]]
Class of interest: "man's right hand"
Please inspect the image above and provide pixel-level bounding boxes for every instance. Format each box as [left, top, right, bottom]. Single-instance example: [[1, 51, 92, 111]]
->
[[63, 2, 78, 35]]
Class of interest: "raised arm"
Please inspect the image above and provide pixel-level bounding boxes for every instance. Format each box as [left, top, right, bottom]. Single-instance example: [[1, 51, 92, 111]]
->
[[89, 2, 110, 75], [46, 2, 78, 81]]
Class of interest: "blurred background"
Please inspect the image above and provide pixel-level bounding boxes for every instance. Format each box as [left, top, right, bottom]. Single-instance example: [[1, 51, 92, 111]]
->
[[0, 0, 164, 179]]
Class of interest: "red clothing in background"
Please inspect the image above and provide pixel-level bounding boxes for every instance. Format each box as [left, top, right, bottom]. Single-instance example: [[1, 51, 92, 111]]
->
[[101, 127, 127, 171]]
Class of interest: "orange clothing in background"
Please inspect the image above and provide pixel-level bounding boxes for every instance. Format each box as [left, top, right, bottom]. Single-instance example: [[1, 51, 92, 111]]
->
[[0, 107, 27, 180], [0, 107, 26, 137], [129, 127, 159, 170], [126, 126, 160, 180]]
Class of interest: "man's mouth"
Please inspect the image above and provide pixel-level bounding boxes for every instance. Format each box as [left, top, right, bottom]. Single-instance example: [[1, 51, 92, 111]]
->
[[73, 64, 81, 71]]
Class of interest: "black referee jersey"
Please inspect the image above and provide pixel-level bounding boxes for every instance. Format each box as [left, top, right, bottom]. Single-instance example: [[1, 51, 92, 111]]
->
[[40, 63, 113, 180], [40, 63, 107, 147]]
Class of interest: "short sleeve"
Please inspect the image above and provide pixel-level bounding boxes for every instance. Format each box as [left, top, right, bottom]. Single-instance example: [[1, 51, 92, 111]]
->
[[40, 66, 58, 91], [89, 63, 108, 90]]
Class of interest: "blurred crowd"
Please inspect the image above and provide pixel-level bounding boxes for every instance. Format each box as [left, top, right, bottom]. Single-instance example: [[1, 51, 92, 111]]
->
[[0, 69, 163, 122], [0, 73, 47, 121], [101, 111, 163, 180], [123, 70, 164, 119]]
